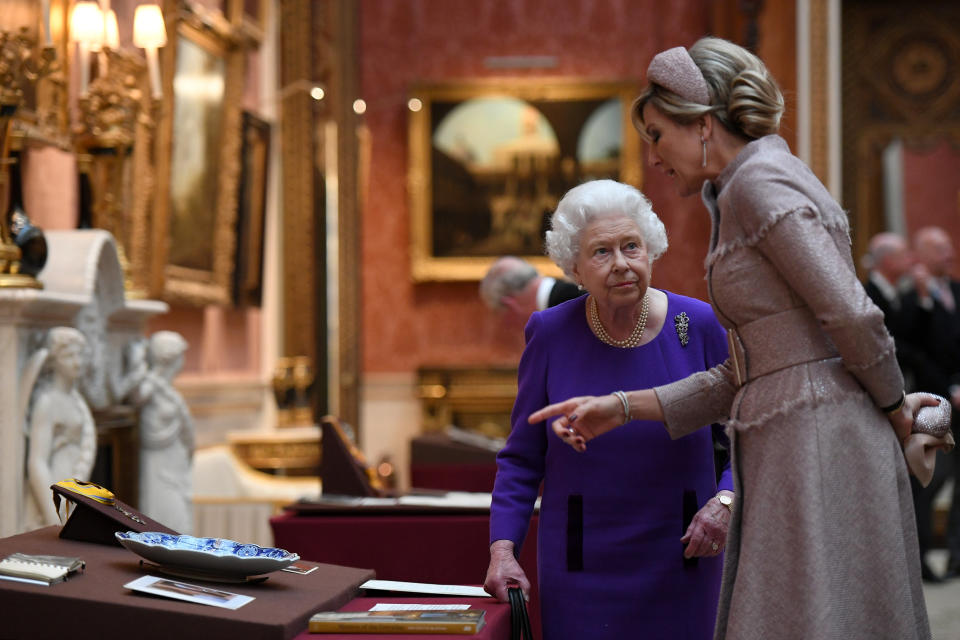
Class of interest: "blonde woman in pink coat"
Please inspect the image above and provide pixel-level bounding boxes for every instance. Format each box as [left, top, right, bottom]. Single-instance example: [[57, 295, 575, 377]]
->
[[532, 37, 937, 640]]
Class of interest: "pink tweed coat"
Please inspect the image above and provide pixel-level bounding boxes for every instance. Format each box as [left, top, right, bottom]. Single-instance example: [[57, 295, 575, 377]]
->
[[654, 135, 930, 640]]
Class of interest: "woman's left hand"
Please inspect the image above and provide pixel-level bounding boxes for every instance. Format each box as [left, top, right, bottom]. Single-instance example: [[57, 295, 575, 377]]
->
[[889, 392, 941, 443], [681, 490, 733, 558]]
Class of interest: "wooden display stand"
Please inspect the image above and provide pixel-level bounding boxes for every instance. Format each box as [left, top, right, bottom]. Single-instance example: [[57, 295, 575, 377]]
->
[[320, 416, 383, 497]]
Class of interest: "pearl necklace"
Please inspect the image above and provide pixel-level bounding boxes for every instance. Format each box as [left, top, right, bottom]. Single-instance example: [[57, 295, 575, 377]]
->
[[589, 292, 650, 348]]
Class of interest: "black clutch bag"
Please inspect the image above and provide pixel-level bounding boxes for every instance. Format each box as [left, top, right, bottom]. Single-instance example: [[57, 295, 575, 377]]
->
[[508, 586, 534, 640]]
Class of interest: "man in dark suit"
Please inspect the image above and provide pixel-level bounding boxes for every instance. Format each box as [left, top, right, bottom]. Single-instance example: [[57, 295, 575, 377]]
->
[[863, 233, 914, 347], [479, 256, 582, 328], [864, 232, 947, 581], [901, 226, 960, 580]]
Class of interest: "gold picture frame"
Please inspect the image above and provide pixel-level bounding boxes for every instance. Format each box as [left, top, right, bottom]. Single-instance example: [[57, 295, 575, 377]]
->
[[408, 79, 641, 282], [151, 3, 245, 305], [233, 110, 270, 306]]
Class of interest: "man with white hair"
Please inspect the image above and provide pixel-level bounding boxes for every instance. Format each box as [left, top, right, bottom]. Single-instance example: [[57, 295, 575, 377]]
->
[[863, 232, 912, 317], [479, 256, 582, 328]]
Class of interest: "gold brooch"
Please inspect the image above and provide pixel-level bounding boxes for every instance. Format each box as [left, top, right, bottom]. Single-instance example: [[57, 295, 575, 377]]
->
[[674, 312, 690, 347]]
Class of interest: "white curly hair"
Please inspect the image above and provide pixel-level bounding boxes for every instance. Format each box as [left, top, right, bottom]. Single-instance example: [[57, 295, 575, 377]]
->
[[545, 180, 668, 279]]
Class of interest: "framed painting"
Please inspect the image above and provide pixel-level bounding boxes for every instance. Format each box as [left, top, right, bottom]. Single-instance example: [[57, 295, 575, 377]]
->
[[232, 110, 270, 307], [407, 80, 642, 281], [151, 7, 245, 305]]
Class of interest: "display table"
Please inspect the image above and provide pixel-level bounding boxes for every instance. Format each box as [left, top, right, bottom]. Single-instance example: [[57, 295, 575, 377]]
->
[[0, 525, 373, 640], [290, 597, 510, 639], [409, 432, 498, 493], [270, 505, 541, 636]]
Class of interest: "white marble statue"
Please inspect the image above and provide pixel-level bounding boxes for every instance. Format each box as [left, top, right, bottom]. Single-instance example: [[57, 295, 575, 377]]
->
[[76, 295, 111, 410], [111, 337, 149, 403], [23, 327, 98, 529], [134, 331, 194, 533]]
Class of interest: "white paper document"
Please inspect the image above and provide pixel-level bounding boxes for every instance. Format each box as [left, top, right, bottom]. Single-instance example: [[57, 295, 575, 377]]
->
[[361, 579, 490, 598], [124, 575, 254, 610], [396, 492, 492, 509], [369, 603, 472, 611]]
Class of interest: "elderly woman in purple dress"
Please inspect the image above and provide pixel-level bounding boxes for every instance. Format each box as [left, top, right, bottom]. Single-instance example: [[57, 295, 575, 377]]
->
[[534, 38, 939, 639], [484, 179, 733, 639]]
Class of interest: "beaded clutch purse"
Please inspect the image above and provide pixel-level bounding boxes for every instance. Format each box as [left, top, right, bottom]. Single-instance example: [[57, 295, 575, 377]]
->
[[903, 393, 954, 487], [912, 393, 951, 437]]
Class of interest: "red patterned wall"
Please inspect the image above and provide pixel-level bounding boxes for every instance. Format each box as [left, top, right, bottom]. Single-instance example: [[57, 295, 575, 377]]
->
[[903, 142, 960, 262], [359, 0, 716, 373]]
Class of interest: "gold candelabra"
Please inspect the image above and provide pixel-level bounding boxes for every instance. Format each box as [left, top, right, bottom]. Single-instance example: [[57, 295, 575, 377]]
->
[[74, 47, 155, 298]]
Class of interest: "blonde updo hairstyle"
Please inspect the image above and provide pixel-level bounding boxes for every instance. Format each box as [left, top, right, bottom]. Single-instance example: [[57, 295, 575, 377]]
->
[[632, 37, 784, 141], [545, 179, 667, 280]]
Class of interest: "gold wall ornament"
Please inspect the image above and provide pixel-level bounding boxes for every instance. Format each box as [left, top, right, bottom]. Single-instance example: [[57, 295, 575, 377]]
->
[[73, 46, 153, 298], [290, 356, 315, 427], [272, 357, 294, 427], [74, 59, 141, 150], [0, 27, 60, 289], [270, 355, 315, 428], [0, 16, 69, 149]]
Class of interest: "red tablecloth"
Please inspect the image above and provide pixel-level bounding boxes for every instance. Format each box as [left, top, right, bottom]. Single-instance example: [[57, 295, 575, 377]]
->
[[270, 510, 541, 637], [290, 597, 510, 639], [410, 463, 497, 493]]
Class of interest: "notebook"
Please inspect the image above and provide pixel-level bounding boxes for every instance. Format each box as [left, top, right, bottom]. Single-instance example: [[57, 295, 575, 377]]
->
[[0, 552, 85, 585]]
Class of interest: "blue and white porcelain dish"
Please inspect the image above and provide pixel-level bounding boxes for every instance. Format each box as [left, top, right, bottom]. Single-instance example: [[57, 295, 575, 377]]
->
[[115, 531, 300, 577]]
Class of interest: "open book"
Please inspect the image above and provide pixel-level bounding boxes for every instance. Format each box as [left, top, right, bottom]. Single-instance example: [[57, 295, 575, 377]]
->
[[0, 552, 85, 585]]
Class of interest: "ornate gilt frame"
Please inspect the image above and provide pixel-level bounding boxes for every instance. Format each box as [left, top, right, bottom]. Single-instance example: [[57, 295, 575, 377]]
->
[[408, 80, 642, 282], [151, 2, 245, 305]]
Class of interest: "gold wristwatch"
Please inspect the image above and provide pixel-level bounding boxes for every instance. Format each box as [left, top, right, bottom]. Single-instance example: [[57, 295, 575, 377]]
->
[[717, 493, 734, 513]]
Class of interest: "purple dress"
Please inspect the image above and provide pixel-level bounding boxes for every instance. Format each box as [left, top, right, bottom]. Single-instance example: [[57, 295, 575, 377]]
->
[[490, 291, 731, 640]]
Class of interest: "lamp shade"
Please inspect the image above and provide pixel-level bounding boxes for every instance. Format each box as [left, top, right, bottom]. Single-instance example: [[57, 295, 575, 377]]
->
[[104, 10, 120, 49], [133, 4, 167, 48], [70, 1, 104, 45]]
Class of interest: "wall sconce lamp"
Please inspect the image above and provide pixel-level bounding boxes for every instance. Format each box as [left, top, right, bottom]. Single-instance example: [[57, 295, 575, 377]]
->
[[70, 2, 166, 99], [133, 5, 167, 99], [69, 1, 103, 97]]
